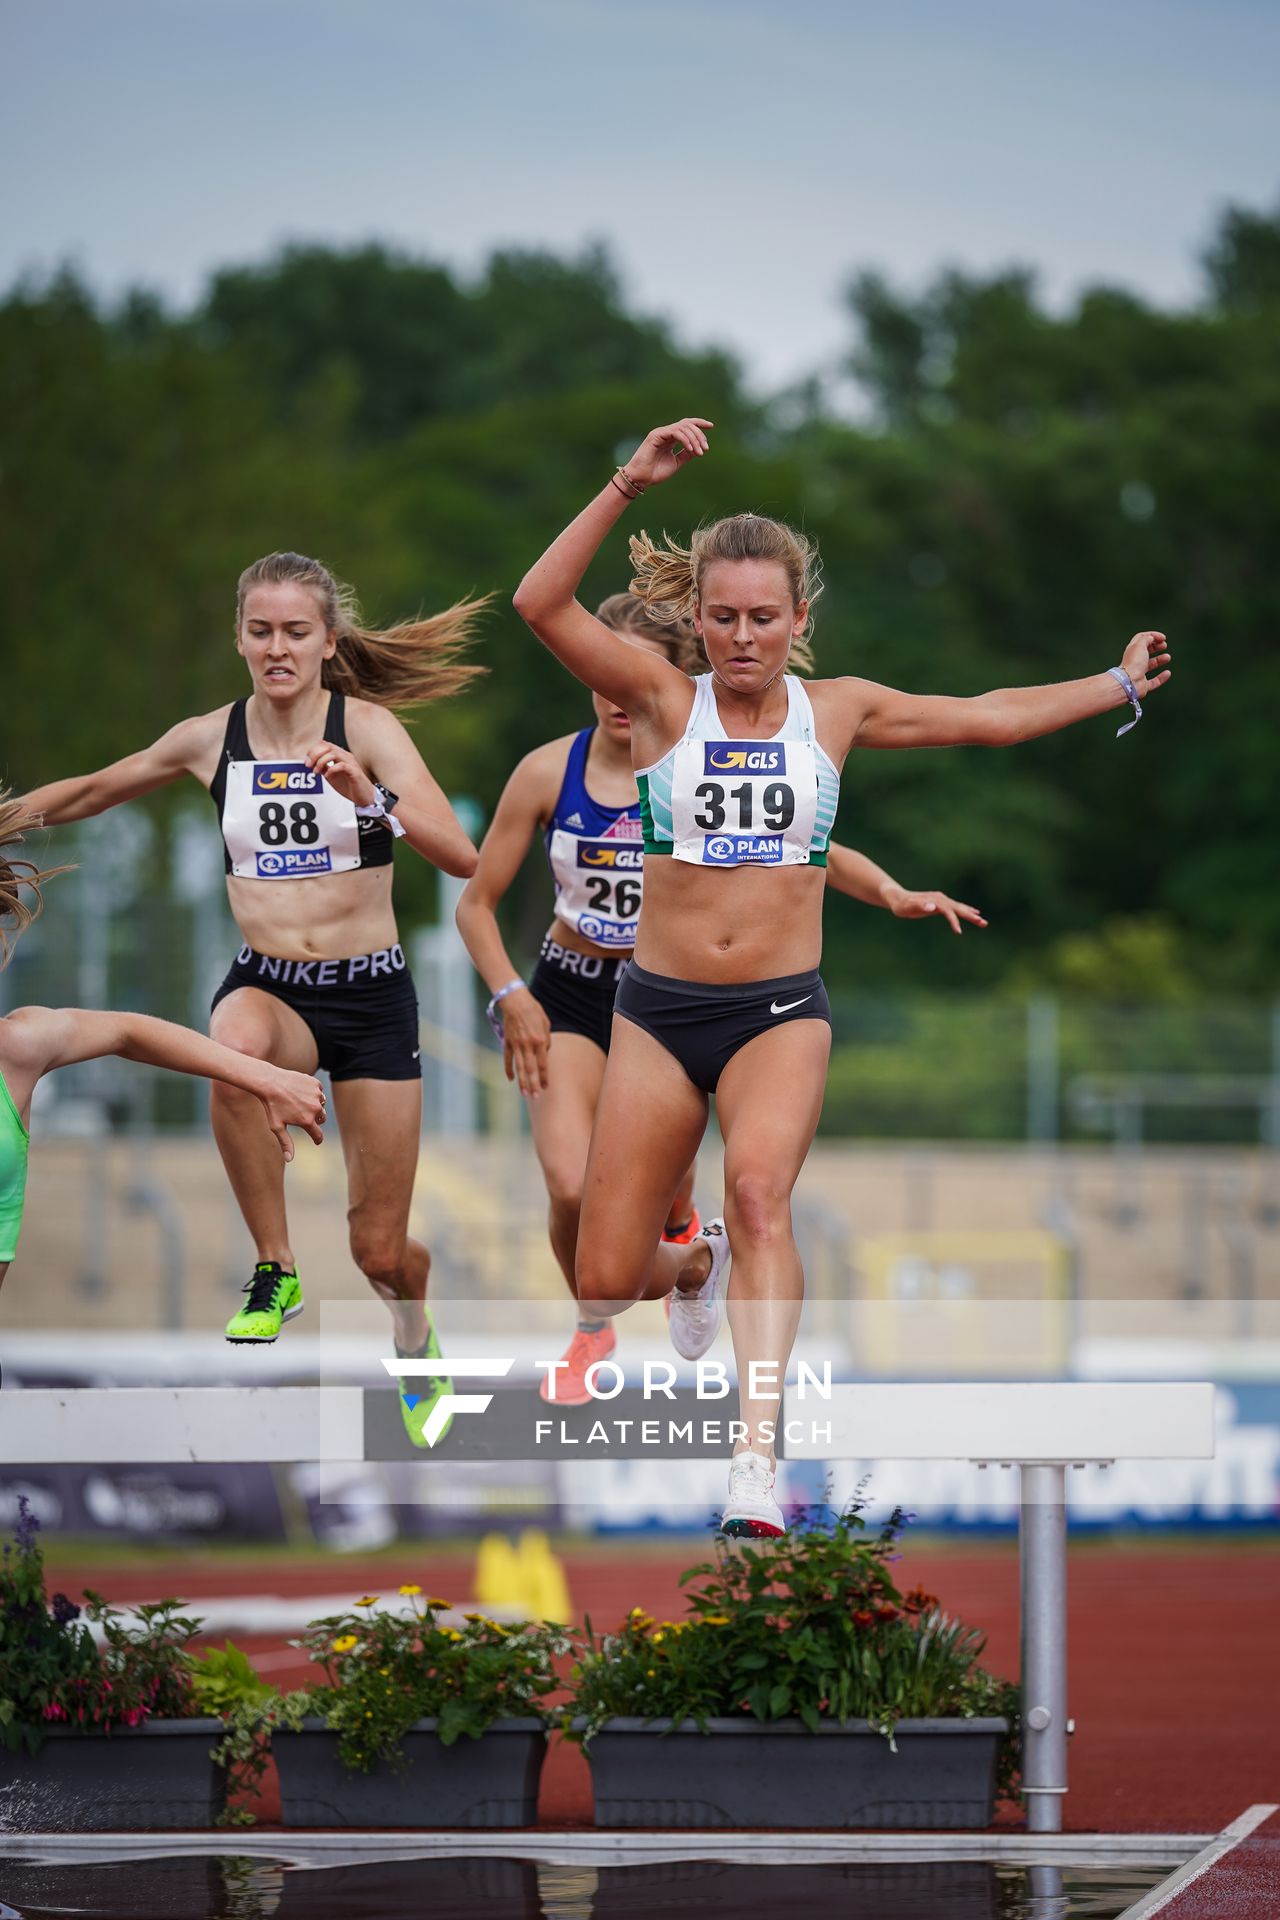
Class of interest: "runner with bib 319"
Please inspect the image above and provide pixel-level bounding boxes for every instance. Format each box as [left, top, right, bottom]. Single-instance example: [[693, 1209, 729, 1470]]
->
[[514, 416, 1171, 1538]]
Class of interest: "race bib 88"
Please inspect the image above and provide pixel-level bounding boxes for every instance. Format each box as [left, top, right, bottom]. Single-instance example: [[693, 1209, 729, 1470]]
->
[[221, 761, 361, 880]]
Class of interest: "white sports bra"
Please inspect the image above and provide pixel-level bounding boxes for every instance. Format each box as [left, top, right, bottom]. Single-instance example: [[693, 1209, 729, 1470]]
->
[[637, 675, 840, 868]]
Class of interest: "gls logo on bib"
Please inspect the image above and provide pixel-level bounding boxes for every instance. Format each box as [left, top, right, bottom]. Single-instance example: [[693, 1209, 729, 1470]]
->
[[704, 743, 785, 775], [577, 843, 643, 870], [253, 765, 323, 794]]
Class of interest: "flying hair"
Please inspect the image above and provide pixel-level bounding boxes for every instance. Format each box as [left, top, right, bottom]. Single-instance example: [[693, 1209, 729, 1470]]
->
[[594, 592, 703, 677], [627, 513, 821, 675], [236, 552, 489, 715], [0, 792, 73, 969]]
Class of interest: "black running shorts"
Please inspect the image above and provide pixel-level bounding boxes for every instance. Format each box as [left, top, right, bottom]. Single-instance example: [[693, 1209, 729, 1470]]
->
[[613, 961, 831, 1093], [529, 936, 630, 1055], [211, 942, 421, 1082]]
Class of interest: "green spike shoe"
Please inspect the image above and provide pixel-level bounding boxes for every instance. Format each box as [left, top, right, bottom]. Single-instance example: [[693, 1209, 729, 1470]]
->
[[396, 1306, 454, 1448], [225, 1262, 303, 1344]]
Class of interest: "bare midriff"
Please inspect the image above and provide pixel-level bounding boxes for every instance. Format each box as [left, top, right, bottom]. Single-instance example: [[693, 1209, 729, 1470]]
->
[[633, 860, 827, 984], [225, 865, 400, 961]]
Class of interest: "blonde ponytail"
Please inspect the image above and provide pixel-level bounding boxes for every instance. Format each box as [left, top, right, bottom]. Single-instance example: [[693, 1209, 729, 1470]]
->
[[627, 530, 699, 627], [0, 792, 72, 968], [236, 553, 489, 715]]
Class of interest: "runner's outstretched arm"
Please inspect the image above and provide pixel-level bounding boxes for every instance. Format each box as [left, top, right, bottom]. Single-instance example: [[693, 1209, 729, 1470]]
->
[[0, 1008, 326, 1157], [837, 633, 1170, 752], [513, 417, 714, 715], [19, 716, 217, 824], [825, 841, 987, 936]]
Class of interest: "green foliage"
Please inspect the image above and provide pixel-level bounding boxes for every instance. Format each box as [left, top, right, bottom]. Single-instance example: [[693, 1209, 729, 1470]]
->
[[0, 1498, 199, 1751], [4, 205, 1278, 995], [288, 1588, 572, 1774], [569, 1502, 1020, 1798]]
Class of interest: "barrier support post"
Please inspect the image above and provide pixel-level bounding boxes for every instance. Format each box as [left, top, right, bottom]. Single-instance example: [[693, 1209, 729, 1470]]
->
[[1019, 1461, 1069, 1833]]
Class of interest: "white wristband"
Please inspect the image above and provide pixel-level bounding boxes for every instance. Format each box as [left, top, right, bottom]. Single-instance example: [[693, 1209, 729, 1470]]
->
[[355, 791, 407, 838]]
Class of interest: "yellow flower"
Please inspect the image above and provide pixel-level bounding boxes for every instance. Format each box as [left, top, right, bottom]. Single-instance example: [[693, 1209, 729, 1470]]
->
[[428, 1596, 452, 1609], [399, 1583, 422, 1597], [331, 1635, 358, 1653], [441, 1628, 462, 1641], [703, 1614, 730, 1627], [463, 1612, 490, 1625], [355, 1595, 379, 1609], [646, 1668, 657, 1677], [653, 1631, 666, 1645]]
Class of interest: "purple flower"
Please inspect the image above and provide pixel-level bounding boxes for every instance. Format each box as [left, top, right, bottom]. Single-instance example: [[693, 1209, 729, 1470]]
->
[[14, 1495, 39, 1554], [51, 1593, 81, 1626]]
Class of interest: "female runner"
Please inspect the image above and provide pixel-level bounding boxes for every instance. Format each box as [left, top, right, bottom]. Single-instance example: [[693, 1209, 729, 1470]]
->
[[0, 794, 327, 1288], [20, 552, 482, 1443], [514, 416, 1170, 1534], [457, 595, 984, 1407]]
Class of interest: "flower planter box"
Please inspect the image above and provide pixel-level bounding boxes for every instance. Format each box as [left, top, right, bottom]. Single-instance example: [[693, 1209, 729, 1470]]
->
[[581, 1716, 1009, 1830], [0, 1719, 225, 1832], [272, 1716, 546, 1828]]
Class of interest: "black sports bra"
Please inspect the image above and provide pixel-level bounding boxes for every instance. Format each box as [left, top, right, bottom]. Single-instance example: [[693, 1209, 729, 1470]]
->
[[209, 692, 397, 879]]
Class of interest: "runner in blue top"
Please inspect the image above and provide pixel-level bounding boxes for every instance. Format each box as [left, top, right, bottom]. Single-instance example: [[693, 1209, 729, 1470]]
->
[[458, 595, 986, 1409], [514, 414, 1171, 1536]]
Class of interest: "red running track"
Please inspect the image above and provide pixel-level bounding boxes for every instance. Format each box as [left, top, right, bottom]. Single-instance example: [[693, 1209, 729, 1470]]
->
[[44, 1538, 1280, 1834]]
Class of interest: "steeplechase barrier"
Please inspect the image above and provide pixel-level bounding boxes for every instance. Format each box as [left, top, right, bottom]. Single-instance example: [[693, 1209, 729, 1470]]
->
[[0, 1378, 1215, 1834]]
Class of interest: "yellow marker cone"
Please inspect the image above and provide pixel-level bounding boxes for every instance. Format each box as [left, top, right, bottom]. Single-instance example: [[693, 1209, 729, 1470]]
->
[[517, 1527, 572, 1623], [473, 1532, 524, 1612]]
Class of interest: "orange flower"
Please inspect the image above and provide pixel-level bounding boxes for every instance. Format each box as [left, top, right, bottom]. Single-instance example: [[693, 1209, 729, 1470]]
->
[[852, 1609, 875, 1628]]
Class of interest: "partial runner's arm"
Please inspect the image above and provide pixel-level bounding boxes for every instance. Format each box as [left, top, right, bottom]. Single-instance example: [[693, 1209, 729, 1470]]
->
[[19, 714, 223, 823], [312, 704, 478, 879], [829, 633, 1170, 753], [513, 418, 712, 718], [826, 841, 986, 936], [0, 1009, 326, 1156], [456, 749, 562, 1097]]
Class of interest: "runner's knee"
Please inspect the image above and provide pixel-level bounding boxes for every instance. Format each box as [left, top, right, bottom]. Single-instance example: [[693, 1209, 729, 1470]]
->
[[349, 1216, 405, 1289], [209, 1010, 278, 1064], [725, 1168, 792, 1250], [575, 1236, 641, 1303]]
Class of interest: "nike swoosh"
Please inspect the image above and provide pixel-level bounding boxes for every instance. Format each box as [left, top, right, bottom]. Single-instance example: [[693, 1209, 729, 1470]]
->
[[770, 995, 813, 1015], [412, 1048, 421, 1059]]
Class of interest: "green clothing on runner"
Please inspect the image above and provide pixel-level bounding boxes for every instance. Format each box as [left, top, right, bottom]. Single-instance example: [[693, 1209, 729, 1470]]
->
[[0, 1070, 29, 1263]]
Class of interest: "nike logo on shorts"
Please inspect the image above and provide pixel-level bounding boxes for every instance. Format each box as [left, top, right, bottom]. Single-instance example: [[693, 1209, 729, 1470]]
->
[[412, 1048, 421, 1060], [771, 994, 813, 1015]]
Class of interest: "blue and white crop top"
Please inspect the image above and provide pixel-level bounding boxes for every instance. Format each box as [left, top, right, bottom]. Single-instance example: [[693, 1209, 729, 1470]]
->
[[637, 674, 839, 868], [544, 729, 645, 948]]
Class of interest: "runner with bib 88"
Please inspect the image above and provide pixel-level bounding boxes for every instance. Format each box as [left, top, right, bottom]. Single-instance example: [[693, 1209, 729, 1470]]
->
[[457, 595, 985, 1410], [514, 415, 1171, 1537], [19, 553, 485, 1447]]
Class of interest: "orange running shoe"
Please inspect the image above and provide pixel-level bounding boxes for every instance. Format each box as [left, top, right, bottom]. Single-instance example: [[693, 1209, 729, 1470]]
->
[[540, 1322, 618, 1406], [662, 1205, 703, 1246]]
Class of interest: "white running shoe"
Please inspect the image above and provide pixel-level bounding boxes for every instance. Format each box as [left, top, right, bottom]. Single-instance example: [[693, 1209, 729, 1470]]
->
[[666, 1217, 729, 1361], [721, 1449, 786, 1538]]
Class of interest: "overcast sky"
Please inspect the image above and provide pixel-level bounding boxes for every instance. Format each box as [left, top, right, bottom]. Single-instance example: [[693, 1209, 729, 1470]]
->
[[4, 0, 1277, 392]]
